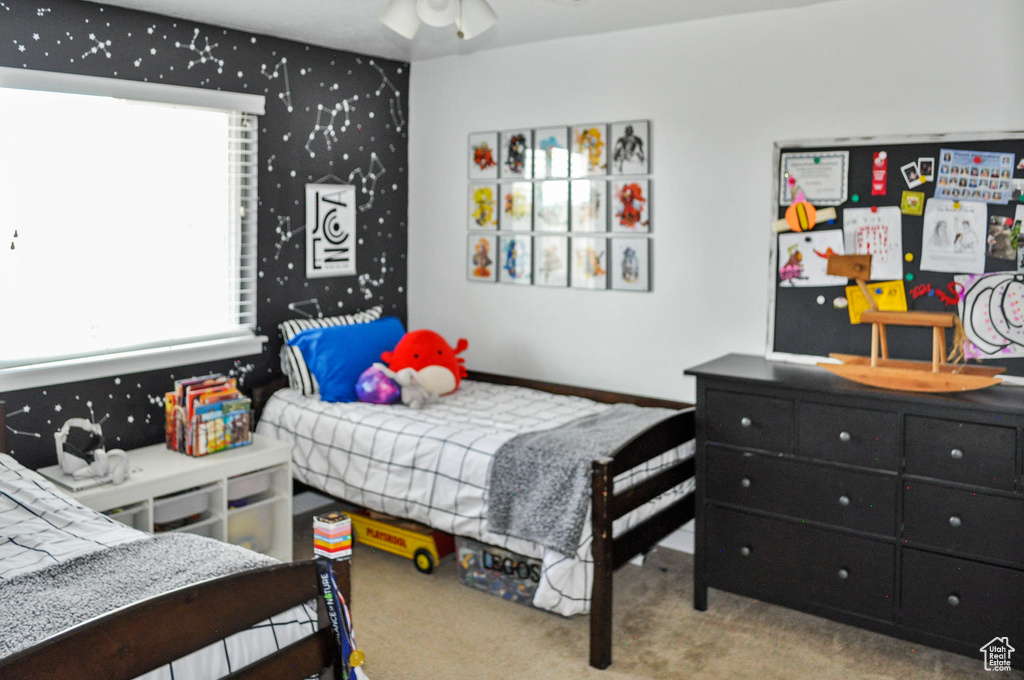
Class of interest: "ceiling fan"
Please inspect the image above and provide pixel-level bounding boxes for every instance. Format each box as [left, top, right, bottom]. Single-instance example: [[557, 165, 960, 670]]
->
[[379, 0, 498, 40]]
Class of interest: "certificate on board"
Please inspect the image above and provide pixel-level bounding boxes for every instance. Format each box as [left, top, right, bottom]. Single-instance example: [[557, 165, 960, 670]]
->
[[779, 151, 849, 206]]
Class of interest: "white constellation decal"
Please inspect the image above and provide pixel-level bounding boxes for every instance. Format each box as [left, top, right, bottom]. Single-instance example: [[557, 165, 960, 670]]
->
[[37, 7, 50, 16], [175, 28, 225, 73], [5, 406, 41, 440], [348, 152, 386, 212], [260, 58, 293, 112], [273, 215, 306, 261], [288, 298, 323, 319], [358, 252, 387, 300], [370, 61, 405, 132], [81, 33, 111, 59], [304, 97, 358, 158]]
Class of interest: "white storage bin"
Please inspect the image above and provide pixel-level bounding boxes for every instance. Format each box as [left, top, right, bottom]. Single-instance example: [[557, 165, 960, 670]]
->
[[104, 503, 148, 530], [228, 468, 275, 505], [228, 503, 274, 553], [153, 485, 216, 526], [174, 519, 216, 539]]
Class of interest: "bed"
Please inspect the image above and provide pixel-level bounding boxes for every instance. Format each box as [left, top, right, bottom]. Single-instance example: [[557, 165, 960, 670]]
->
[[254, 370, 696, 669], [0, 410, 352, 680]]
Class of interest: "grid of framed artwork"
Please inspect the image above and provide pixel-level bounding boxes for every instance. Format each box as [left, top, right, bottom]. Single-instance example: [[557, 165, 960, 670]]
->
[[466, 121, 653, 291]]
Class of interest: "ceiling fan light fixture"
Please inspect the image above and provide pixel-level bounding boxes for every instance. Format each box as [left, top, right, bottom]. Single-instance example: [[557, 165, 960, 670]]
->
[[415, 0, 461, 27], [379, 0, 422, 39], [456, 0, 498, 39]]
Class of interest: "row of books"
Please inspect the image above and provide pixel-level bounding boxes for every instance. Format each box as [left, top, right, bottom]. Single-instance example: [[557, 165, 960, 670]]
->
[[165, 373, 252, 456]]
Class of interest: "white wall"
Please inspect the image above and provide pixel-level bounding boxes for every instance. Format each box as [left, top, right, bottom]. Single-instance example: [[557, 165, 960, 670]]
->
[[408, 0, 1024, 403]]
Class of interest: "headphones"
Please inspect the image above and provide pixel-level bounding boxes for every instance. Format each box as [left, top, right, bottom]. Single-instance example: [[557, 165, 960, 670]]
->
[[54, 418, 129, 485]]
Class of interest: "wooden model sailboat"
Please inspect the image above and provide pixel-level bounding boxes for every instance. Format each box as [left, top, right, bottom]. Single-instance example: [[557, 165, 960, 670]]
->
[[818, 254, 1004, 393]]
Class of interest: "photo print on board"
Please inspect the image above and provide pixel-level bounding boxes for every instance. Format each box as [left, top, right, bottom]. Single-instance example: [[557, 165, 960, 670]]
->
[[500, 129, 533, 179], [500, 182, 533, 231], [610, 120, 649, 175], [534, 235, 569, 287], [533, 126, 569, 179], [499, 234, 532, 284], [468, 233, 497, 281], [469, 131, 499, 180], [610, 236, 650, 291], [468, 183, 499, 229], [571, 236, 608, 289], [571, 124, 608, 177]]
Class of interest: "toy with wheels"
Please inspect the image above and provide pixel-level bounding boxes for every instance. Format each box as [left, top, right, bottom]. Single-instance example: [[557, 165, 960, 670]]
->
[[347, 511, 455, 574]]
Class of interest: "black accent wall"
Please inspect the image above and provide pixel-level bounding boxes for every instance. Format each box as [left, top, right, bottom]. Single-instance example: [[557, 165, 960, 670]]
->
[[0, 0, 409, 468]]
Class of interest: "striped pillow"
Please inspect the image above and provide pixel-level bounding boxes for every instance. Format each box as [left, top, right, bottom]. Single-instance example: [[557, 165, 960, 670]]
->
[[278, 305, 384, 395]]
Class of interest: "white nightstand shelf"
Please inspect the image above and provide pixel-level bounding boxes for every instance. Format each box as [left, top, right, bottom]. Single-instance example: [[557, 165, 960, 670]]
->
[[42, 433, 293, 562]]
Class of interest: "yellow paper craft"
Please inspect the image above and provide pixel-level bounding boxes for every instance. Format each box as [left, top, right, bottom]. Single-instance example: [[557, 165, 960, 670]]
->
[[845, 280, 907, 324]]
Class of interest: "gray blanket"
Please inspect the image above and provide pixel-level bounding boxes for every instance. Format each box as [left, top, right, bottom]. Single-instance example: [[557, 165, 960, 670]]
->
[[487, 403, 675, 555], [0, 532, 277, 658]]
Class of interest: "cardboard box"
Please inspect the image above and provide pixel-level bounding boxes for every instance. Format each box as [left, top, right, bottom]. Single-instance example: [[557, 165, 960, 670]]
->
[[456, 537, 542, 608]]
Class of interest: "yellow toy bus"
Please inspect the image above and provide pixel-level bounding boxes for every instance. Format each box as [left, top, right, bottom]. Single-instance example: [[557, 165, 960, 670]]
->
[[347, 511, 455, 574]]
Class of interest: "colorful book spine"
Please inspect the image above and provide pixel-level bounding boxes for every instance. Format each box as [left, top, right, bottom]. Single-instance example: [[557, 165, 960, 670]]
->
[[314, 512, 352, 560]]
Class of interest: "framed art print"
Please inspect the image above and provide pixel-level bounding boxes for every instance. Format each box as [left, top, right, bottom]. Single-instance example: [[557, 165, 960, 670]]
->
[[610, 236, 650, 291], [467, 233, 497, 282], [570, 180, 608, 233], [610, 120, 650, 175], [570, 124, 608, 177], [534, 126, 569, 179], [468, 131, 499, 180], [534, 180, 570, 232], [468, 183, 499, 230], [305, 183, 357, 278], [500, 129, 533, 179], [534, 235, 569, 287], [570, 236, 608, 289], [499, 235, 532, 284], [500, 182, 533, 231], [612, 179, 650, 232]]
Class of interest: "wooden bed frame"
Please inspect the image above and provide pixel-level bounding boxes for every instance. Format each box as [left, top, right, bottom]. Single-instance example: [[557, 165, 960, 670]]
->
[[0, 401, 354, 680], [0, 558, 352, 680], [254, 369, 696, 670]]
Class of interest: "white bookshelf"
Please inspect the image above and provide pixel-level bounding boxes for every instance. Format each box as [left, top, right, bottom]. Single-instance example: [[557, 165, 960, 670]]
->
[[45, 433, 293, 562]]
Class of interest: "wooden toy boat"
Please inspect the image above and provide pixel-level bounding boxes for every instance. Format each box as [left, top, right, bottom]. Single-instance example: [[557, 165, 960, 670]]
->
[[817, 255, 1003, 393]]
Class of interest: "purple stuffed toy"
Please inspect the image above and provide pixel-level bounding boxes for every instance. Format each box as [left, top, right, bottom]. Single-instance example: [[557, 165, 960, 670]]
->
[[354, 364, 402, 404]]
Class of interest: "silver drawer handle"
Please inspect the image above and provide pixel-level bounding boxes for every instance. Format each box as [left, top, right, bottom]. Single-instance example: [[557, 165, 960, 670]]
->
[[839, 431, 851, 443], [741, 477, 752, 488], [949, 516, 962, 528], [837, 568, 849, 580], [947, 594, 960, 607], [950, 448, 963, 460], [740, 417, 752, 428], [839, 495, 850, 507], [740, 546, 751, 557]]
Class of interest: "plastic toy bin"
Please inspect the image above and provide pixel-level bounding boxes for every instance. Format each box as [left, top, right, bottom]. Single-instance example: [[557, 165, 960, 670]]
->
[[152, 484, 216, 531], [456, 537, 542, 608], [229, 503, 273, 554], [227, 468, 275, 508]]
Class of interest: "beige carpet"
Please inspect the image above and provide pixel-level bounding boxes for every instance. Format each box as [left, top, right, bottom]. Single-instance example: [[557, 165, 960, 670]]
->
[[293, 504, 1017, 679]]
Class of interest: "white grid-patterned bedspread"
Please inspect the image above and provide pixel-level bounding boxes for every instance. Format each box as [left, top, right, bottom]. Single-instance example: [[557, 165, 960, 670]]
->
[[256, 380, 695, 616], [0, 453, 318, 679]]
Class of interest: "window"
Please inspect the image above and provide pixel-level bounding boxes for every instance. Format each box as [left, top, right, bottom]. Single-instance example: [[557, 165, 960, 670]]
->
[[0, 67, 265, 391]]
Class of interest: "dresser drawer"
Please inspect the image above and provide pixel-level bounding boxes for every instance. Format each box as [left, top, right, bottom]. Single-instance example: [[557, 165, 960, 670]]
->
[[903, 481, 1024, 566], [905, 416, 1017, 491], [703, 390, 793, 452], [705, 506, 894, 620], [901, 549, 1024, 646], [705, 448, 897, 536], [797, 403, 900, 470]]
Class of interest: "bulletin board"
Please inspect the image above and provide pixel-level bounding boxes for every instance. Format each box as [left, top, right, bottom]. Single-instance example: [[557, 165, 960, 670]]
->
[[766, 132, 1024, 379]]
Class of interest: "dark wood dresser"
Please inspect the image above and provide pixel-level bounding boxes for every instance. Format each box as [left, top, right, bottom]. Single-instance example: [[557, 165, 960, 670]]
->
[[685, 354, 1024, 668]]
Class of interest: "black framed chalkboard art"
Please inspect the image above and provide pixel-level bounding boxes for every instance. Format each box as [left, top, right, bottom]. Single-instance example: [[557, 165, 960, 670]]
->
[[766, 132, 1024, 381]]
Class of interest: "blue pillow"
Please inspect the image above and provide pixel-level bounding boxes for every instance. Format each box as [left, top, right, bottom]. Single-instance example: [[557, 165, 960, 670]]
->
[[287, 316, 406, 403]]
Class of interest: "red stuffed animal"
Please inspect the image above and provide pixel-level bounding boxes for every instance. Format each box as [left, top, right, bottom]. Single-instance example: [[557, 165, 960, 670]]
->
[[378, 330, 468, 408]]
